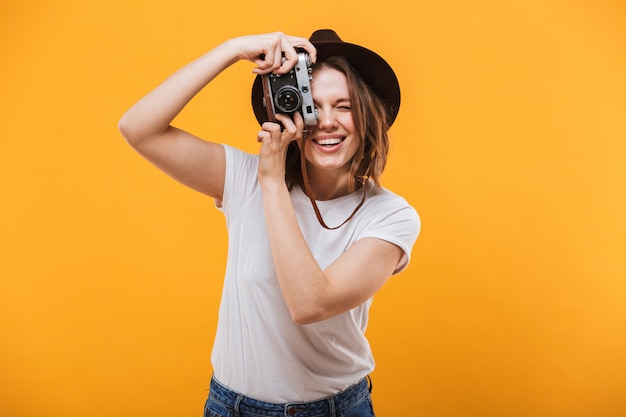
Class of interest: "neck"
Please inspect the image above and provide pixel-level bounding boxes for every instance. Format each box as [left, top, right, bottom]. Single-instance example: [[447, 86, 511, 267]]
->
[[304, 163, 354, 201]]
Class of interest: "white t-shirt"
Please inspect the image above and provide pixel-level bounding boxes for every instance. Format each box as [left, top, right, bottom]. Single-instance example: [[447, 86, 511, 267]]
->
[[211, 144, 420, 402]]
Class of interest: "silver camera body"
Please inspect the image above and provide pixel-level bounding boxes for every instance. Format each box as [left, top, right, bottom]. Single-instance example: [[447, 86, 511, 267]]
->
[[261, 52, 318, 127]]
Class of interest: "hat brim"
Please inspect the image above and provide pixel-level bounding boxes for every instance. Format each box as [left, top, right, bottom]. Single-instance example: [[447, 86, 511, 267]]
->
[[251, 31, 400, 127]]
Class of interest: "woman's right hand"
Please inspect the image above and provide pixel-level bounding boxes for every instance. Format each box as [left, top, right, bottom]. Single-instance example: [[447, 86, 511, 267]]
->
[[226, 32, 316, 75]]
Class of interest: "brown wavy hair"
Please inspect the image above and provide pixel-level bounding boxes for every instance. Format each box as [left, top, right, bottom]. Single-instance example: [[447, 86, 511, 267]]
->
[[284, 55, 391, 192]]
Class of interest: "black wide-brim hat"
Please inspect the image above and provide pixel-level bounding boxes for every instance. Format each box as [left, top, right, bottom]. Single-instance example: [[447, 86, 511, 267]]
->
[[251, 29, 401, 127]]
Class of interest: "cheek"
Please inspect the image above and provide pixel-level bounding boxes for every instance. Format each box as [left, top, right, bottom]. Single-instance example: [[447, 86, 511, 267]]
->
[[341, 114, 357, 132], [346, 137, 362, 158]]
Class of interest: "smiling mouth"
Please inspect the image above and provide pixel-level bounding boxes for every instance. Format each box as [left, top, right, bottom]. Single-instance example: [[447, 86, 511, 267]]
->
[[313, 137, 345, 147]]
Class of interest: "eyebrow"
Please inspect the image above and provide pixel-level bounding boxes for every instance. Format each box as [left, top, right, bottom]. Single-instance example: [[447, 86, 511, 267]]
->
[[312, 97, 351, 106]]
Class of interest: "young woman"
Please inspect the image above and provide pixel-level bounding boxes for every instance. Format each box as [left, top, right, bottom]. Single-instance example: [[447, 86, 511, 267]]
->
[[119, 29, 420, 417]]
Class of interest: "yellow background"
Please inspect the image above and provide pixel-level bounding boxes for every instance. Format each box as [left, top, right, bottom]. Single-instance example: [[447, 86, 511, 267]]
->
[[1, 1, 625, 416]]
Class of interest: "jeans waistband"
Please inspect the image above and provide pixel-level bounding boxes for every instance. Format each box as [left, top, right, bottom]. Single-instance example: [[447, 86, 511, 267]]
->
[[209, 376, 371, 417]]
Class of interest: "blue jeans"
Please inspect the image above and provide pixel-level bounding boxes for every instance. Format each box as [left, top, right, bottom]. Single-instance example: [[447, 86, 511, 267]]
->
[[204, 376, 375, 417]]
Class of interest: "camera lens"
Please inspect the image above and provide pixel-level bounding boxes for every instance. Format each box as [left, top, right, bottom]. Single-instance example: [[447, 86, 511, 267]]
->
[[274, 86, 302, 113]]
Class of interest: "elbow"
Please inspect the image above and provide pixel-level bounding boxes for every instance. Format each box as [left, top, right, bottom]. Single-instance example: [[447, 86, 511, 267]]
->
[[292, 313, 319, 326], [118, 113, 170, 152], [289, 304, 327, 325], [117, 114, 140, 146], [285, 282, 337, 325], [117, 111, 154, 149]]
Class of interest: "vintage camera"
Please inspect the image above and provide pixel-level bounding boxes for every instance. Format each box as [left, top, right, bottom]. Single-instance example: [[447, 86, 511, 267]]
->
[[260, 51, 318, 127]]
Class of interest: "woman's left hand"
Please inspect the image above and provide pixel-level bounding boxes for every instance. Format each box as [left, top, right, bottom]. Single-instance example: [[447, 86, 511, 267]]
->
[[257, 112, 304, 186]]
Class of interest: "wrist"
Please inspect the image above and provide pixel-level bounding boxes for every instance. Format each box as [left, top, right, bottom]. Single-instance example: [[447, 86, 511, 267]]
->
[[259, 175, 287, 193]]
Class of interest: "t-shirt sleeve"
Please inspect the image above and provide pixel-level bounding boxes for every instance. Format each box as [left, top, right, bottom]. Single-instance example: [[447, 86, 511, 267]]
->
[[217, 144, 259, 224], [360, 201, 421, 275]]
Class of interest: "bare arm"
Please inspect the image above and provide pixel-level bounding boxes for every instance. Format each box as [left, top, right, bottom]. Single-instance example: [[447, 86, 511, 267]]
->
[[263, 180, 403, 325], [257, 115, 404, 325], [118, 33, 316, 200]]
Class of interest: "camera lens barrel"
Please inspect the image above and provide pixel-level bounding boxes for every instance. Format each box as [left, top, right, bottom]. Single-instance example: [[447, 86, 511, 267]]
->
[[274, 85, 302, 113]]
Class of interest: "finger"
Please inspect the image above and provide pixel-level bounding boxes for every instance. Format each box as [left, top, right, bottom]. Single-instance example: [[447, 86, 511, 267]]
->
[[275, 42, 288, 70], [252, 35, 283, 73], [290, 112, 306, 142], [262, 33, 284, 73], [287, 36, 317, 64], [257, 130, 266, 143], [252, 55, 269, 72], [253, 48, 278, 73], [274, 113, 294, 132], [292, 111, 304, 129], [261, 121, 283, 139], [277, 41, 298, 74], [274, 114, 302, 143]]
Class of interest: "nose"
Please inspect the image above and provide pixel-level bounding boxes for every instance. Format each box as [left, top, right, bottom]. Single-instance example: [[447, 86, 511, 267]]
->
[[317, 108, 337, 130]]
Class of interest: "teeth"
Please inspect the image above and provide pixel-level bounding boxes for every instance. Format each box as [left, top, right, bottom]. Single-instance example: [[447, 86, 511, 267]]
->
[[316, 138, 342, 146]]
